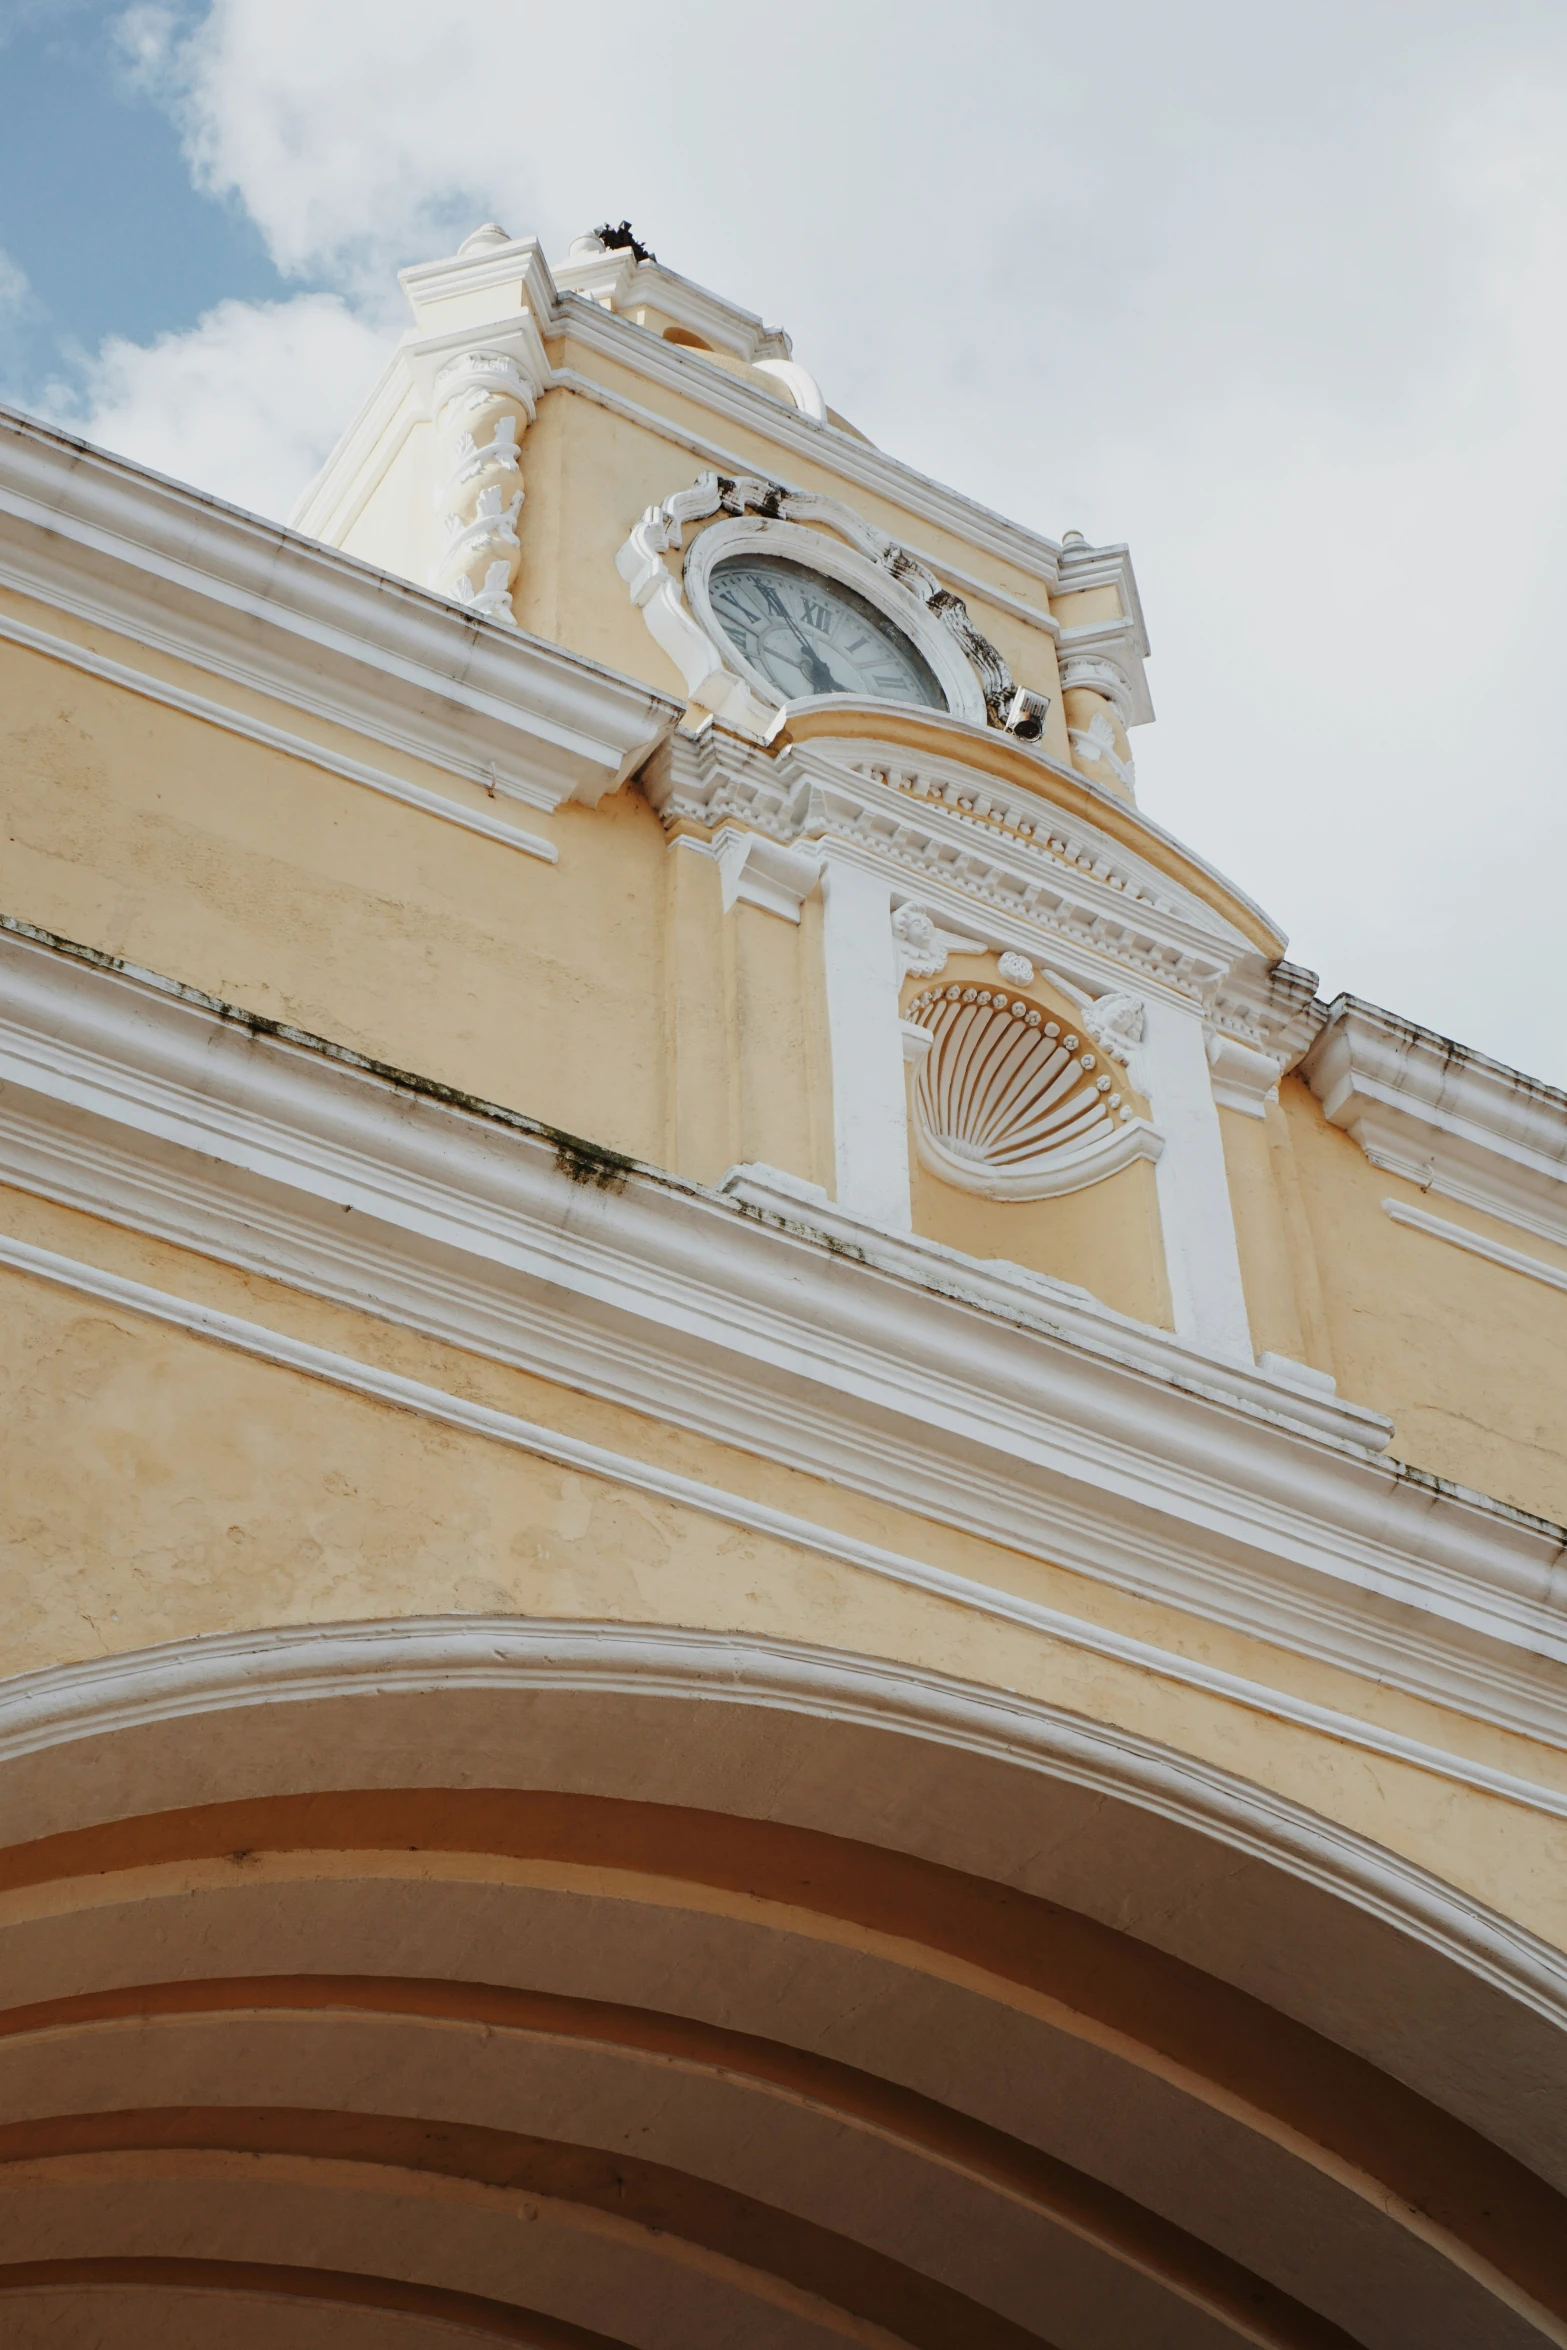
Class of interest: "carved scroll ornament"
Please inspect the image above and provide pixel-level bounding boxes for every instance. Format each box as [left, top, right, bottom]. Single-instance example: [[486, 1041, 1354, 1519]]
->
[[430, 349, 541, 623], [617, 471, 1048, 741]]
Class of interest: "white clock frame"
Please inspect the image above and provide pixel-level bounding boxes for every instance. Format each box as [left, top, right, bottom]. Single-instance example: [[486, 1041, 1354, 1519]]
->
[[683, 514, 986, 726], [616, 471, 1040, 740]]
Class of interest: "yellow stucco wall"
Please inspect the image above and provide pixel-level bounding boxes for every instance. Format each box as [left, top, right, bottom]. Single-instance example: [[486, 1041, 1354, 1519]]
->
[[0, 612, 831, 1199], [1276, 1076, 1567, 1522], [9, 579, 1565, 1524], [495, 359, 1070, 747], [6, 1179, 1565, 1950]]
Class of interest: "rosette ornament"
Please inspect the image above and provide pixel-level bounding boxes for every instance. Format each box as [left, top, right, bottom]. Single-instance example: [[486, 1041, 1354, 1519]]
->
[[907, 983, 1163, 1199]]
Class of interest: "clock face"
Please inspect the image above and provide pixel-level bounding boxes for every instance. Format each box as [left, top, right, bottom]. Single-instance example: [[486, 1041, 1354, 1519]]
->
[[706, 553, 947, 710]]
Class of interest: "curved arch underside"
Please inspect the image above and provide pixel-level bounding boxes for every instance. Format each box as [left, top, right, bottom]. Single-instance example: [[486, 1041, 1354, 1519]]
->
[[2, 1621, 1566, 2349]]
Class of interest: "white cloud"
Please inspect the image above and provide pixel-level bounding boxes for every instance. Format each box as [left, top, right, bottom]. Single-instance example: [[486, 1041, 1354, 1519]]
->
[[74, 0, 1567, 1077], [51, 292, 390, 521], [0, 246, 28, 314]]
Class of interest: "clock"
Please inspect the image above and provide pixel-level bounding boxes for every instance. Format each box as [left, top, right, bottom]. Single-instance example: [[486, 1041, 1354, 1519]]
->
[[705, 553, 947, 710]]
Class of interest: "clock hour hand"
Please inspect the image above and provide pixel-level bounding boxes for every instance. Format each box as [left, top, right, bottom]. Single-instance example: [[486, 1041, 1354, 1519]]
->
[[758, 581, 847, 696]]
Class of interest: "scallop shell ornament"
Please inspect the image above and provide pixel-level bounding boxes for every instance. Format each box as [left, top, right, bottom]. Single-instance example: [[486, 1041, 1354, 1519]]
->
[[908, 986, 1162, 1199]]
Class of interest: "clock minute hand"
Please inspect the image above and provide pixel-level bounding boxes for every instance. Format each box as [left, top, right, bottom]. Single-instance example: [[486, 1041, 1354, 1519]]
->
[[783, 613, 846, 696]]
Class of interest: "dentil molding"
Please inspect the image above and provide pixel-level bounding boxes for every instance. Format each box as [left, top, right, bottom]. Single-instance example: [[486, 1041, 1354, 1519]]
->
[[641, 719, 1263, 1012]]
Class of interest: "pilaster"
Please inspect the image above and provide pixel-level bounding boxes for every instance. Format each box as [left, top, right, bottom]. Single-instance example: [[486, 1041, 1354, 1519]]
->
[[819, 850, 914, 1231], [1141, 996, 1254, 1360]]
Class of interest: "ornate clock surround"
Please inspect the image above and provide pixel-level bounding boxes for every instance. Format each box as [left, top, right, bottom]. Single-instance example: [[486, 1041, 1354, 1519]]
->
[[683, 513, 985, 724], [617, 470, 1049, 742]]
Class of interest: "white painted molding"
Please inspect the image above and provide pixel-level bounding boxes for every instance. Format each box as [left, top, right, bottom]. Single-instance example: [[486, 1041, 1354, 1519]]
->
[[13, 923, 1567, 1760], [552, 284, 1103, 602], [292, 235, 1150, 716], [615, 478, 776, 733], [398, 234, 562, 349], [1057, 626, 1153, 730], [1209, 956, 1326, 1086], [711, 825, 823, 922], [1304, 998, 1567, 1251], [890, 905, 987, 978], [1207, 1030, 1285, 1119], [0, 404, 680, 814], [428, 347, 542, 622], [553, 245, 794, 364], [550, 368, 1067, 646], [1383, 1199, 1567, 1299], [1141, 995, 1255, 1361], [0, 608, 557, 863], [4, 1228, 1565, 1832], [1068, 706, 1138, 795], [641, 726, 1268, 1012]]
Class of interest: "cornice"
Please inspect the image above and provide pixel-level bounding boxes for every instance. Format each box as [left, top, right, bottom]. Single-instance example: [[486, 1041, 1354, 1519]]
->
[[1057, 535, 1149, 644], [1056, 616, 1156, 728], [552, 295, 1089, 598], [553, 247, 794, 364], [0, 604, 557, 862], [1303, 997, 1567, 1250], [296, 259, 1148, 668], [4, 921, 1567, 1756], [643, 726, 1250, 1005], [398, 233, 560, 329], [731, 707, 1284, 962], [0, 402, 679, 812]]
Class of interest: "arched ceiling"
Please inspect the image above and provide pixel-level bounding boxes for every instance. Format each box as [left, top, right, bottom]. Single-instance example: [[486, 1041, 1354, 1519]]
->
[[1, 1619, 1564, 2350]]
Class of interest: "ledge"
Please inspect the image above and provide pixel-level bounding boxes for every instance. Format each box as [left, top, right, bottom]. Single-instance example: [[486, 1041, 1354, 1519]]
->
[[1303, 996, 1567, 1250], [4, 920, 1567, 1756], [0, 402, 680, 811]]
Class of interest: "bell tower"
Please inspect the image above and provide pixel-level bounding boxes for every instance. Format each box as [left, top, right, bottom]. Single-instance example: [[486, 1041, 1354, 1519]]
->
[[2, 209, 1565, 2350]]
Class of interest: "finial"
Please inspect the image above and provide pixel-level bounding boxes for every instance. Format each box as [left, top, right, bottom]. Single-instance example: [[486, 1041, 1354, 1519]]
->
[[457, 222, 512, 255], [1061, 528, 1087, 548]]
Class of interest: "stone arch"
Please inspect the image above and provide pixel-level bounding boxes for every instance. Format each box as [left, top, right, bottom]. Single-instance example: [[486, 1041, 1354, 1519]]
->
[[2, 1617, 1565, 2349]]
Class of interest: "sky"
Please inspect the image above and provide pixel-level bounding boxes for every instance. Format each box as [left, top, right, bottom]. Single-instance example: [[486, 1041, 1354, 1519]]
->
[[1, 0, 1564, 1082]]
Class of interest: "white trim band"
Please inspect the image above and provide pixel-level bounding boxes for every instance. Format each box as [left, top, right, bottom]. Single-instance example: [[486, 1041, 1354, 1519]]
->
[[1383, 1198, 1567, 1298], [0, 610, 558, 862], [5, 1222, 1566, 1826]]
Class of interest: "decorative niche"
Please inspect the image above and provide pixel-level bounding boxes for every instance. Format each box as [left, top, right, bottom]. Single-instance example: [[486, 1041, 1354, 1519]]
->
[[905, 977, 1163, 1200]]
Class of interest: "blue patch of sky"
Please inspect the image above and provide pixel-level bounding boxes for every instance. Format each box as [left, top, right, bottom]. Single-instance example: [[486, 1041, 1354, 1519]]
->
[[0, 0, 289, 403]]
